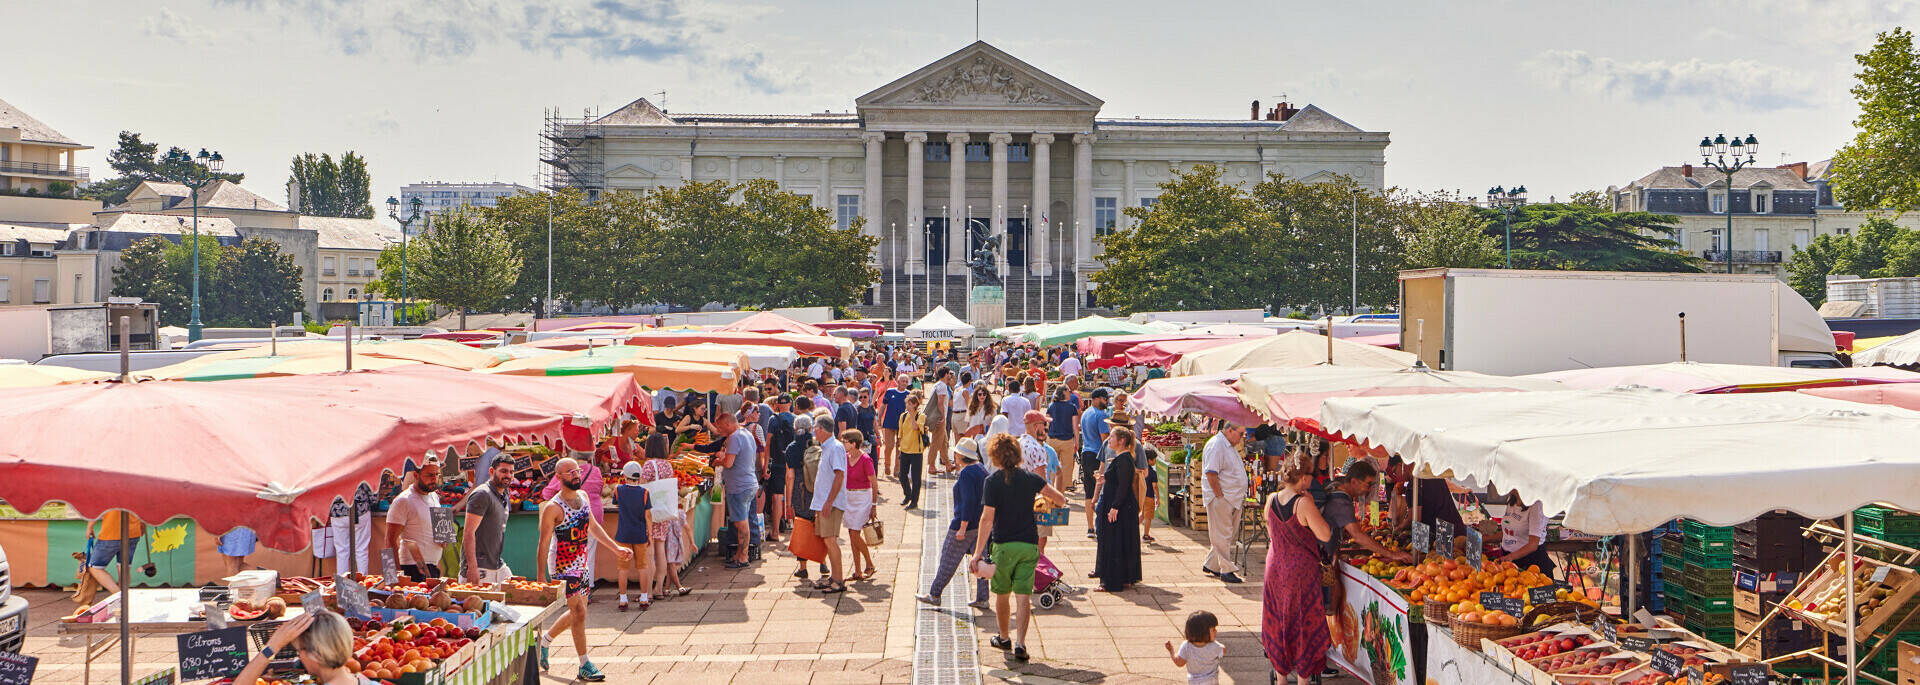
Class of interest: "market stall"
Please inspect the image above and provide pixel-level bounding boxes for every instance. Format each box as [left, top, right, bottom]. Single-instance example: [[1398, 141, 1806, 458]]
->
[[1018, 315, 1160, 346], [904, 305, 977, 340], [1168, 330, 1417, 376], [622, 330, 853, 359], [1528, 361, 1920, 393], [713, 311, 828, 336]]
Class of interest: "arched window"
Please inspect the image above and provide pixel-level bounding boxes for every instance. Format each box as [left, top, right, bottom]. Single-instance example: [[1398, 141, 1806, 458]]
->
[[322, 288, 334, 301], [347, 288, 359, 300]]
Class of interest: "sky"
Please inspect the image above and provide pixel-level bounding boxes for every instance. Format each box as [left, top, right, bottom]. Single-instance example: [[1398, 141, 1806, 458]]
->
[[12, 0, 1919, 221]]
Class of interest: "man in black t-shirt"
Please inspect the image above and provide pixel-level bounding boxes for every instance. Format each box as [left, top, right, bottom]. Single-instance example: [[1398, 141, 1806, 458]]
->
[[971, 434, 1067, 663]]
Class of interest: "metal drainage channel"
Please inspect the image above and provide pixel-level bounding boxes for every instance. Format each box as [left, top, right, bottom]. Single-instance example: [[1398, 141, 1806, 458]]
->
[[913, 478, 983, 685]]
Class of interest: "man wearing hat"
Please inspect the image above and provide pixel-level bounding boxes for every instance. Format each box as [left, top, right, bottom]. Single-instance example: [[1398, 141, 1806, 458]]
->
[[1018, 409, 1058, 552], [916, 427, 991, 610], [1077, 388, 1112, 539]]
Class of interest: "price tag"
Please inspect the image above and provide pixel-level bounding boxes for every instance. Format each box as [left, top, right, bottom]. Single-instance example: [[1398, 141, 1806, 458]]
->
[[459, 455, 478, 472], [513, 455, 533, 474], [1727, 663, 1771, 685], [1465, 528, 1483, 569], [1594, 617, 1618, 643], [1529, 585, 1560, 605], [430, 506, 456, 545], [301, 590, 325, 616], [1485, 596, 1525, 617], [0, 652, 39, 685], [176, 627, 249, 681], [1687, 666, 1704, 685], [540, 458, 557, 477], [335, 576, 372, 620], [380, 549, 399, 584], [1620, 636, 1653, 652], [1872, 565, 1891, 583], [1411, 522, 1431, 554], [1650, 648, 1684, 676], [1436, 520, 1454, 558]]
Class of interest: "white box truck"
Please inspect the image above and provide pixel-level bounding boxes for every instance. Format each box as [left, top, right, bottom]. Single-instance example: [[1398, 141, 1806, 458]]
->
[[1398, 269, 1839, 376]]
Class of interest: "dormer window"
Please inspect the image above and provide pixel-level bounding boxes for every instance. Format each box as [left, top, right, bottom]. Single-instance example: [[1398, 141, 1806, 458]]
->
[[1710, 191, 1726, 214], [1753, 189, 1771, 214]]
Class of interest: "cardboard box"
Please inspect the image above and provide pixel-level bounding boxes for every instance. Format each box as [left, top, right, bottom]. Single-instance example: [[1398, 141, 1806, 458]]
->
[[1898, 640, 1919, 685]]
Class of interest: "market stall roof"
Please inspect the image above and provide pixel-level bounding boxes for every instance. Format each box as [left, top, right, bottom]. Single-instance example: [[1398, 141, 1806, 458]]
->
[[1075, 333, 1232, 360], [1141, 320, 1184, 333], [418, 330, 508, 347], [1526, 361, 1920, 394], [483, 344, 739, 393], [1850, 328, 1920, 366], [714, 311, 827, 336], [142, 353, 423, 381], [1170, 330, 1417, 377], [1132, 373, 1265, 426], [1318, 386, 1920, 535], [0, 364, 115, 387], [1179, 324, 1280, 337], [0, 365, 645, 551], [1234, 364, 1564, 426], [1021, 315, 1160, 347], [1123, 337, 1249, 367], [622, 330, 852, 359], [988, 324, 1038, 339], [681, 343, 798, 370], [816, 320, 885, 333], [1800, 383, 1920, 411], [190, 338, 506, 370], [1346, 333, 1402, 349], [905, 305, 976, 339]]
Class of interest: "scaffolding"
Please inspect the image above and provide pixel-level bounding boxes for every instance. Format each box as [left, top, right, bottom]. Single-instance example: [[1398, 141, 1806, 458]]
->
[[541, 107, 604, 197]]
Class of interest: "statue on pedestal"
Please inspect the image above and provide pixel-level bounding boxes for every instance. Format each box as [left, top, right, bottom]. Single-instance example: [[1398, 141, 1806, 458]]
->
[[967, 221, 1003, 287]]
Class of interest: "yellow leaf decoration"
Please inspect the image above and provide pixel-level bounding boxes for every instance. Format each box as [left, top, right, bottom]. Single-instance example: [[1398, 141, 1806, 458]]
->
[[150, 523, 189, 553]]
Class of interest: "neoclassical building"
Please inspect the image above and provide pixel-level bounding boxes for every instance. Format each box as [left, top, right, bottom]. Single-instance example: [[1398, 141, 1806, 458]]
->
[[544, 41, 1389, 321]]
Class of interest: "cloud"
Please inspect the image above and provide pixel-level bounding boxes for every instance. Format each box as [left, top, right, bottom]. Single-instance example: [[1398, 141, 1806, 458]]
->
[[1525, 49, 1817, 111], [209, 0, 789, 93], [141, 7, 213, 43]]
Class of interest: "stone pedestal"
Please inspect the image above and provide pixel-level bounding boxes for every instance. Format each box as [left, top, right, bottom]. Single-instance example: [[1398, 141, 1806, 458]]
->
[[968, 285, 1007, 333]]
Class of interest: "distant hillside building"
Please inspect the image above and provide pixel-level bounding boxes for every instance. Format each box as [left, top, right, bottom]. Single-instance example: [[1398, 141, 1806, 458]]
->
[[399, 181, 534, 217]]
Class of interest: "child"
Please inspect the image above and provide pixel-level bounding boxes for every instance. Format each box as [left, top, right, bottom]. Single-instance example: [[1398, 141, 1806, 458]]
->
[[1165, 610, 1223, 685], [612, 461, 652, 611]]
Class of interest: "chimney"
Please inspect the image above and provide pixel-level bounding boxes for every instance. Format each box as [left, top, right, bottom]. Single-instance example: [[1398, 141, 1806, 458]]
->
[[286, 177, 301, 214], [1251, 100, 1261, 121], [1277, 102, 1300, 121], [1681, 163, 1692, 178], [1780, 161, 1808, 180]]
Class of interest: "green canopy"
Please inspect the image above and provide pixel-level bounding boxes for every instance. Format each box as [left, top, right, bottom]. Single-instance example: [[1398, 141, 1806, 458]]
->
[[1020, 316, 1161, 347]]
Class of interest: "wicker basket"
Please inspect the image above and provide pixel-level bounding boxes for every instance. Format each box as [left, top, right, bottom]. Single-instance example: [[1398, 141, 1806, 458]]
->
[[1448, 613, 1523, 651], [1423, 597, 1457, 620]]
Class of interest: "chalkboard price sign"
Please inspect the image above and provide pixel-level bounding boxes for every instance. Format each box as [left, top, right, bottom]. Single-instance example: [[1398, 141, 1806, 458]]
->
[[1436, 520, 1454, 558], [1620, 636, 1653, 652], [0, 651, 39, 685], [380, 549, 399, 585], [1593, 618, 1617, 643], [1483, 596, 1525, 617], [539, 458, 557, 477], [1727, 663, 1771, 685], [1649, 648, 1684, 676], [335, 576, 371, 620], [176, 626, 249, 681], [458, 455, 478, 472], [301, 590, 325, 616], [1465, 528, 1484, 569], [1528, 585, 1559, 605], [1686, 666, 1704, 685], [513, 455, 533, 474], [1411, 522, 1431, 554], [430, 506, 456, 544]]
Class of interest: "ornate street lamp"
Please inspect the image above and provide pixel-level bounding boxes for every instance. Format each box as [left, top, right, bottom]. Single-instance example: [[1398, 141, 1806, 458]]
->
[[386, 196, 426, 325], [1486, 184, 1528, 268], [163, 147, 224, 341], [1698, 134, 1757, 274]]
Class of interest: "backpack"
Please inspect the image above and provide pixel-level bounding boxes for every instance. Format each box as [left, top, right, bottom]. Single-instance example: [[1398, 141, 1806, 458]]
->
[[803, 444, 824, 486], [922, 382, 946, 426]]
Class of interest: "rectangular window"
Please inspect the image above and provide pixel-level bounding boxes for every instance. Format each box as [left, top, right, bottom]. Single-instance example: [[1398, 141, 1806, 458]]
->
[[1007, 143, 1029, 163], [1754, 193, 1770, 214], [1795, 228, 1811, 249], [1094, 197, 1119, 237], [0, 276, 9, 303], [322, 256, 336, 276], [926, 143, 950, 162], [1754, 229, 1769, 252], [0, 243, 12, 256], [1140, 197, 1158, 208], [1710, 193, 1726, 213], [966, 143, 989, 162], [836, 194, 861, 231], [32, 278, 50, 304]]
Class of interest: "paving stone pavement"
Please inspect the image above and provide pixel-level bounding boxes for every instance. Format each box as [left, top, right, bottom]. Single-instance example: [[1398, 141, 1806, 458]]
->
[[15, 472, 1361, 684]]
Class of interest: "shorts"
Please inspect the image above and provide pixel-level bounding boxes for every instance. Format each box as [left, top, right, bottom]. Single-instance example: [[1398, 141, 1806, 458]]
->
[[1079, 452, 1101, 496], [815, 507, 845, 538], [1037, 525, 1053, 539], [988, 541, 1039, 595], [218, 528, 258, 557], [558, 573, 590, 598], [87, 538, 139, 568], [725, 486, 759, 524], [761, 465, 785, 494]]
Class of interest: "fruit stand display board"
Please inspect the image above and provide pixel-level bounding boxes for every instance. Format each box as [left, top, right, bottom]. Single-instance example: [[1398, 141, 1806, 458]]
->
[[1426, 623, 1530, 685], [1328, 562, 1416, 685]]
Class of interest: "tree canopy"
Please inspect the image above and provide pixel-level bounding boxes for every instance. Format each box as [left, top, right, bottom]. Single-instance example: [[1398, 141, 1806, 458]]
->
[[404, 207, 523, 329], [1828, 28, 1920, 213], [111, 235, 302, 327], [81, 131, 244, 205], [289, 152, 374, 218], [1469, 203, 1697, 272], [1784, 216, 1920, 306]]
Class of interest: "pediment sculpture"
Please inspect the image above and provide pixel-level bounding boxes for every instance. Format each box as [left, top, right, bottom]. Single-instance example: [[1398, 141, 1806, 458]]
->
[[905, 56, 1058, 105]]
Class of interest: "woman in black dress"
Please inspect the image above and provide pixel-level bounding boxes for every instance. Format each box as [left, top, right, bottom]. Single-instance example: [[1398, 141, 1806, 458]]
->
[[1093, 424, 1145, 592]]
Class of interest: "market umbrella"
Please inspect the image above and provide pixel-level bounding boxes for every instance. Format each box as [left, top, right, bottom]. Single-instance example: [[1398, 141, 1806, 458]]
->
[[1852, 336, 1898, 354], [624, 330, 852, 359], [194, 338, 506, 370], [0, 364, 115, 387], [1318, 386, 1920, 535], [1179, 324, 1280, 337], [1233, 364, 1565, 427], [905, 306, 977, 339], [816, 321, 885, 338], [1124, 337, 1249, 367], [1076, 334, 1232, 360], [142, 353, 422, 381], [1141, 320, 1184, 333], [484, 344, 739, 392], [1800, 383, 1920, 411], [1850, 328, 1920, 367], [682, 343, 798, 370], [714, 311, 828, 336], [1132, 373, 1265, 426], [1170, 330, 1416, 377], [1527, 361, 1920, 394], [1020, 315, 1160, 347]]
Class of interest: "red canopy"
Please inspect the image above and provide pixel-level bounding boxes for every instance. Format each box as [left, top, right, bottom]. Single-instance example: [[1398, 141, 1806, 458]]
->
[[0, 366, 644, 552], [714, 311, 827, 336], [1076, 334, 1233, 360], [1123, 337, 1248, 367], [624, 331, 851, 359]]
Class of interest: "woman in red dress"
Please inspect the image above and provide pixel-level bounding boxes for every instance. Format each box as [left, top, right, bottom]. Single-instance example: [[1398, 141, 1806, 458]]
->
[[1261, 454, 1335, 684]]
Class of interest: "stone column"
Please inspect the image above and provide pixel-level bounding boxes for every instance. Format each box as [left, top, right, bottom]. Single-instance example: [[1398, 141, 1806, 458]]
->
[[816, 156, 833, 208], [947, 132, 970, 271], [679, 155, 694, 184], [1030, 134, 1053, 277], [862, 134, 884, 257], [989, 132, 1012, 275], [774, 156, 786, 189], [1073, 133, 1094, 269], [727, 156, 741, 201], [904, 132, 928, 275]]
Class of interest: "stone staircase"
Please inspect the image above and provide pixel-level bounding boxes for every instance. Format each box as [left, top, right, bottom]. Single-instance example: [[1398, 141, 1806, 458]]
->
[[852, 272, 1116, 330]]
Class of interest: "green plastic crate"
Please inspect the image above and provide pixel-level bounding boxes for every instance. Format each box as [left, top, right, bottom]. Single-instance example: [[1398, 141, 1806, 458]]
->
[[1685, 562, 1735, 598], [1856, 506, 1920, 535], [1682, 519, 1734, 541], [1684, 546, 1734, 569], [1685, 608, 1735, 629], [1685, 595, 1735, 613]]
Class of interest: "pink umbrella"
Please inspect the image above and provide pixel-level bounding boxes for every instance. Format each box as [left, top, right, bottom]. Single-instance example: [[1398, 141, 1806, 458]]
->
[[1077, 334, 1233, 360], [1233, 365, 1564, 426], [714, 311, 828, 336], [1124, 337, 1249, 367], [1133, 373, 1265, 426], [1800, 383, 1920, 410]]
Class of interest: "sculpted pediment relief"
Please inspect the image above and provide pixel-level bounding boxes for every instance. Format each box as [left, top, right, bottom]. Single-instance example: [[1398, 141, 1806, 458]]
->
[[858, 41, 1102, 111]]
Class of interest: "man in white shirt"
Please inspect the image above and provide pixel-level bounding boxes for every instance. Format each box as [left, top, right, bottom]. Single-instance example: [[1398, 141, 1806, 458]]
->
[[810, 421, 850, 590], [1199, 429, 1249, 583], [1000, 386, 1032, 426], [386, 461, 445, 580], [1058, 354, 1083, 378], [807, 359, 825, 380]]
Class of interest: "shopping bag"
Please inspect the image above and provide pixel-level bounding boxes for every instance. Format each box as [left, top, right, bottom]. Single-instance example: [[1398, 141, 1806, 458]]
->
[[861, 520, 886, 547], [644, 478, 680, 521], [788, 517, 827, 563]]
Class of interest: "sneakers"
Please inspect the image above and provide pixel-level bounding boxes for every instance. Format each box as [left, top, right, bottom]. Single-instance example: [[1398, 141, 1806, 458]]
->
[[916, 594, 940, 606], [537, 636, 550, 672], [989, 636, 1013, 650], [1012, 645, 1030, 662], [578, 660, 607, 682], [1085, 528, 1097, 539], [1201, 566, 1220, 577], [617, 594, 629, 612], [1220, 572, 1245, 584], [967, 598, 989, 610]]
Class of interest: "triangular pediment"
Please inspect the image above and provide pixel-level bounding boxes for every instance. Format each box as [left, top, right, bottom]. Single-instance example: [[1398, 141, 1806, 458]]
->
[[606, 163, 659, 179], [857, 41, 1103, 110]]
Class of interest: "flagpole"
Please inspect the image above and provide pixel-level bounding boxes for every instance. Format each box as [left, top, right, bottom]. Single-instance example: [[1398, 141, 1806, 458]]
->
[[965, 204, 973, 305], [1022, 204, 1029, 325], [938, 206, 946, 315], [1040, 215, 1047, 324], [890, 222, 898, 332], [1073, 220, 1081, 320]]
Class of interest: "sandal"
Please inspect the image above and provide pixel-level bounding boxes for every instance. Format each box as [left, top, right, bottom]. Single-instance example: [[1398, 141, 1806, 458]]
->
[[822, 583, 848, 594], [1143, 534, 1156, 543], [674, 587, 692, 597], [794, 568, 810, 580], [989, 636, 1012, 650], [813, 579, 831, 590]]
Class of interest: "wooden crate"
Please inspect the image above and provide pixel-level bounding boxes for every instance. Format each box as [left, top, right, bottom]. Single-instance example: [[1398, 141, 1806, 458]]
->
[[1900, 641, 1919, 685], [1783, 555, 1920, 639]]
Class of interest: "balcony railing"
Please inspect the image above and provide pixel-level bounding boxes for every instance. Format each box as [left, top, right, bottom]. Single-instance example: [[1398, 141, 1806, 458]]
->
[[1702, 250, 1783, 264], [0, 160, 88, 181], [347, 269, 361, 276]]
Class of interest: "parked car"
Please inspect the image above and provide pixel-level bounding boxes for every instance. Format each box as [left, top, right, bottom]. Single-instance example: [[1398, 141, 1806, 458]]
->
[[0, 542, 27, 653]]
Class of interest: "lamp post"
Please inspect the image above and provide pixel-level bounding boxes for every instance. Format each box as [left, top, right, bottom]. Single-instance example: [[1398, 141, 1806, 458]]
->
[[385, 196, 425, 325], [1486, 185, 1529, 269], [163, 148, 224, 342], [1699, 133, 1758, 275]]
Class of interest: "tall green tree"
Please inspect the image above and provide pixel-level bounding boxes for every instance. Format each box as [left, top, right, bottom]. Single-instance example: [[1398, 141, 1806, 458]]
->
[[289, 152, 373, 218], [1251, 174, 1406, 314], [406, 207, 523, 329], [110, 235, 302, 326], [1567, 190, 1611, 210], [1828, 28, 1920, 212], [1096, 165, 1265, 312], [81, 132, 243, 205], [734, 179, 880, 309], [484, 188, 600, 313], [1786, 234, 1858, 306], [1402, 203, 1501, 269], [215, 239, 306, 325], [1834, 216, 1905, 277], [1471, 203, 1698, 272]]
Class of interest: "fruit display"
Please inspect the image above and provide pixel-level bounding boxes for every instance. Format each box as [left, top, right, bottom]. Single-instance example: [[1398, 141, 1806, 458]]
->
[[1502, 633, 1598, 661], [1554, 657, 1641, 676], [347, 615, 482, 682], [670, 456, 713, 488], [1527, 647, 1603, 672], [503, 576, 564, 604], [1449, 600, 1520, 627], [1783, 555, 1920, 636]]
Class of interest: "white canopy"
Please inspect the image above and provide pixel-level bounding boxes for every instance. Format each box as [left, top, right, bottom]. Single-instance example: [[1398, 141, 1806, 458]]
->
[[1852, 328, 1920, 367], [1171, 330, 1416, 376], [1319, 386, 1920, 535], [681, 343, 798, 370], [905, 306, 975, 339]]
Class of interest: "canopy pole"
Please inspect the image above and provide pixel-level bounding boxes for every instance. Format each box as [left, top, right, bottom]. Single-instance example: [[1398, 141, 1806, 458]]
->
[[1845, 510, 1858, 685], [118, 512, 131, 685], [271, 320, 278, 357], [346, 320, 354, 371], [1626, 533, 1639, 617], [1678, 312, 1687, 362], [118, 316, 131, 384], [1326, 327, 1335, 365]]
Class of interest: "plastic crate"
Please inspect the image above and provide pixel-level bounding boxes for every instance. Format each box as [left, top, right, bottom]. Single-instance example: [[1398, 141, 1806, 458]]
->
[[1685, 546, 1735, 569], [1857, 506, 1920, 535], [1662, 546, 1685, 569], [1686, 595, 1735, 613], [1683, 519, 1734, 541], [1685, 562, 1735, 598], [1684, 535, 1735, 553], [1685, 608, 1735, 629]]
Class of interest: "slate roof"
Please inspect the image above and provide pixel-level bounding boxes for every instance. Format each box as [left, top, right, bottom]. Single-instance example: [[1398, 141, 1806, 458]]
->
[[96, 212, 240, 237], [0, 97, 84, 147], [1627, 166, 1813, 191], [302, 216, 401, 251], [0, 223, 76, 245], [129, 180, 290, 212]]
